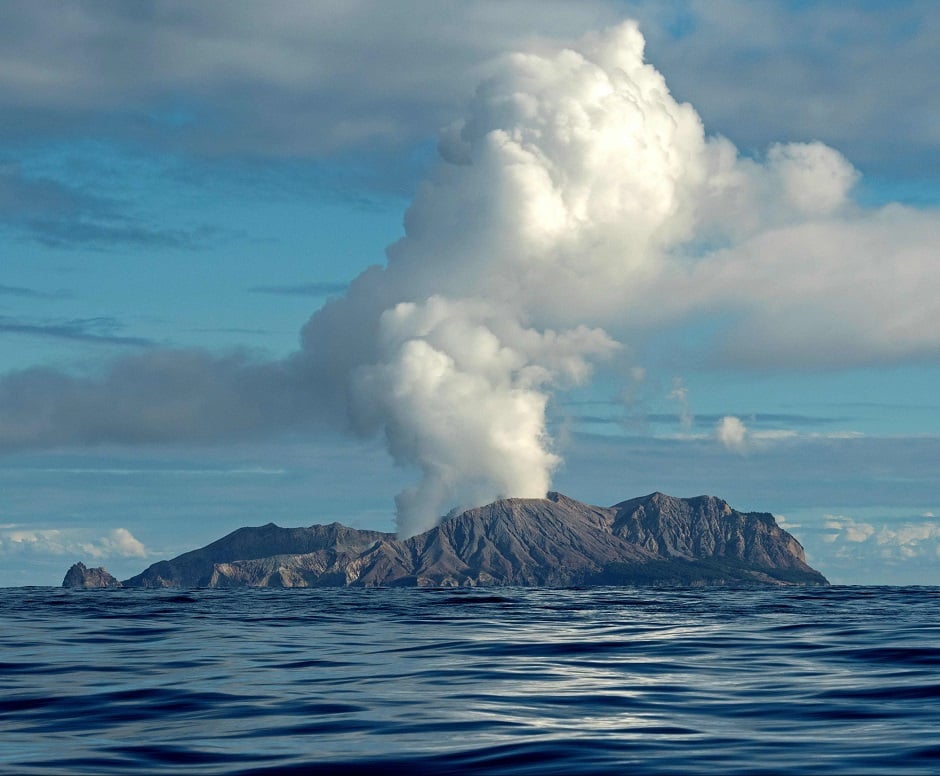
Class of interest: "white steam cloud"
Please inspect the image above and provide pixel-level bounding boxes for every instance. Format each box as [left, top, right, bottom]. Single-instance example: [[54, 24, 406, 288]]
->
[[300, 21, 706, 534]]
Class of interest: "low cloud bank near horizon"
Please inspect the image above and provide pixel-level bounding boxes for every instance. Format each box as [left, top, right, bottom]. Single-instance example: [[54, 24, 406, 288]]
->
[[2, 21, 940, 536], [0, 525, 147, 560]]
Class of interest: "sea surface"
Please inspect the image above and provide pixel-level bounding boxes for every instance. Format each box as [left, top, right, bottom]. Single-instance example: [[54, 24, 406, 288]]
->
[[1, 586, 938, 775]]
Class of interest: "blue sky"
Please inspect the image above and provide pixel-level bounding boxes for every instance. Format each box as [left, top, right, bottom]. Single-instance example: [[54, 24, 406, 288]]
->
[[1, 0, 938, 586]]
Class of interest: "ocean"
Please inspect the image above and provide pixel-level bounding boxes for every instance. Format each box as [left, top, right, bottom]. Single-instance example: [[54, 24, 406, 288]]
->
[[1, 586, 938, 775]]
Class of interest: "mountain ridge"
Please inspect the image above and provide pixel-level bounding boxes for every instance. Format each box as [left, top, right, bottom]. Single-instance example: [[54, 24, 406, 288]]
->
[[63, 491, 828, 588]]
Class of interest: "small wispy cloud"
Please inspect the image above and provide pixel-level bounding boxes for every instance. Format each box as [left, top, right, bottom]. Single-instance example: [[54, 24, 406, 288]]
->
[[0, 316, 152, 346], [667, 377, 693, 434], [0, 283, 71, 300], [27, 218, 214, 251], [0, 162, 216, 251]]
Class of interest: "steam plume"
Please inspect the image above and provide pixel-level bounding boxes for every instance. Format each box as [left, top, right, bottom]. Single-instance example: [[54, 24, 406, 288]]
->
[[297, 21, 712, 534]]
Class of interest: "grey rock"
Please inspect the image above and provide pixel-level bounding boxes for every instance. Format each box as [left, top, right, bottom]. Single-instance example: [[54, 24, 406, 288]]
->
[[111, 492, 828, 588], [62, 562, 122, 589]]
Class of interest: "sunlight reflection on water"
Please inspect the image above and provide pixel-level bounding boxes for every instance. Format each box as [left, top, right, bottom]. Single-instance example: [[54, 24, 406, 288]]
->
[[0, 586, 938, 774]]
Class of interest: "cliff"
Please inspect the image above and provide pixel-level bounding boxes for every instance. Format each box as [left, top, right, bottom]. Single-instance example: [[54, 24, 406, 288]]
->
[[79, 492, 826, 589]]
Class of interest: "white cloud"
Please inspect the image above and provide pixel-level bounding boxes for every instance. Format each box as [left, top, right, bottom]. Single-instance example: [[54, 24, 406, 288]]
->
[[821, 514, 877, 546], [716, 416, 748, 452], [766, 141, 860, 214], [0, 526, 148, 559], [1, 17, 939, 541], [82, 528, 148, 559], [877, 522, 940, 552], [818, 512, 939, 562], [774, 514, 800, 530]]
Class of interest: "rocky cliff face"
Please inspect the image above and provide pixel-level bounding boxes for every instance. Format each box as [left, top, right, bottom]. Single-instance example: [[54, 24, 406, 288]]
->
[[122, 522, 392, 588], [86, 492, 826, 589], [62, 562, 122, 589]]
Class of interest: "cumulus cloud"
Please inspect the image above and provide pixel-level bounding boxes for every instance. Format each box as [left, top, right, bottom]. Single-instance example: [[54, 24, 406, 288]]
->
[[82, 527, 147, 559], [818, 512, 940, 565], [0, 526, 147, 558], [876, 521, 940, 559], [823, 514, 876, 544], [716, 416, 748, 453], [2, 20, 940, 536]]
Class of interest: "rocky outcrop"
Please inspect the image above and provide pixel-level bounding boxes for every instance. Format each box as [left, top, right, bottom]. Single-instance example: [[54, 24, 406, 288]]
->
[[122, 522, 392, 588], [102, 492, 827, 589], [62, 562, 122, 589]]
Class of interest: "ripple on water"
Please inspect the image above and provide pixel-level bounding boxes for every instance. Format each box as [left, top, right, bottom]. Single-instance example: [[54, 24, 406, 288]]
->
[[0, 586, 938, 775]]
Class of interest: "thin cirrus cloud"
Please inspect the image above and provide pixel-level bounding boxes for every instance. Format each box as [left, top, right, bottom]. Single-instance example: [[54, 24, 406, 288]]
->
[[0, 316, 153, 347], [0, 162, 213, 250], [0, 283, 70, 300]]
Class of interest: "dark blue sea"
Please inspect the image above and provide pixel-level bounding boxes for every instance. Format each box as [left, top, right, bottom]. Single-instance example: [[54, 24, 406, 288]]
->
[[1, 586, 938, 775]]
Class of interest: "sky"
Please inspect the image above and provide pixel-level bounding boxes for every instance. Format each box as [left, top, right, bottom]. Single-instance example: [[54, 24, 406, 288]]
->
[[1, 0, 939, 587]]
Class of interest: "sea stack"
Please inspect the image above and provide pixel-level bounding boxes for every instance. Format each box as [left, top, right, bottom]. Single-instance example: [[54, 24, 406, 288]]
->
[[62, 562, 123, 589]]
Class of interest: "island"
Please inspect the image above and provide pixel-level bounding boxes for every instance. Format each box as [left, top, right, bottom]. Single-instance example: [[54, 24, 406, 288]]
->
[[63, 492, 828, 588]]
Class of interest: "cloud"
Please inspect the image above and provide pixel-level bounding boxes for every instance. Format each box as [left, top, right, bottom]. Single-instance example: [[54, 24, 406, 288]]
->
[[774, 513, 800, 530], [0, 283, 70, 300], [0, 0, 621, 158], [0, 349, 324, 451], [82, 527, 147, 559], [716, 416, 748, 453], [638, 1, 940, 182], [823, 514, 876, 544], [0, 161, 213, 249], [0, 1, 936, 186], [815, 511, 940, 565], [0, 316, 152, 346], [0, 19, 940, 539], [0, 161, 89, 218], [668, 378, 694, 434], [876, 521, 940, 559], [0, 525, 147, 558], [668, 207, 940, 369]]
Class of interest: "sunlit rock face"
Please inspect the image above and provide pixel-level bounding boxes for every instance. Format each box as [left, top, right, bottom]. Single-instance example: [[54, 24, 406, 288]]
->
[[101, 492, 827, 589], [62, 562, 122, 589]]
